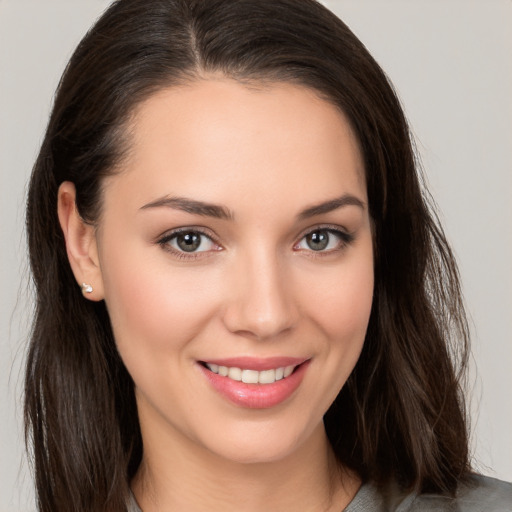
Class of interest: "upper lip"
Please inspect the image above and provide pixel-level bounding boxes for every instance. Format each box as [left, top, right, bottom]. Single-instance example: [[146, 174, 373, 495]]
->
[[200, 356, 309, 371]]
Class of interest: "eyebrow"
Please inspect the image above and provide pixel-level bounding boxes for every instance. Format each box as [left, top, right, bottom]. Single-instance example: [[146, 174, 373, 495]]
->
[[140, 193, 365, 221], [297, 194, 366, 220], [140, 196, 234, 220]]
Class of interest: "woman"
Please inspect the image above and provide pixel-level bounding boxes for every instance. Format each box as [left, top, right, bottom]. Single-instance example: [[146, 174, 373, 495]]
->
[[24, 0, 511, 511]]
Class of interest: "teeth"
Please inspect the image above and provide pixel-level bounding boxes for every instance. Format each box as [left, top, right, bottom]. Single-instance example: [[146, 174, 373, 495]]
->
[[228, 367, 242, 381], [284, 365, 294, 378], [205, 363, 298, 384], [242, 369, 259, 384], [258, 369, 275, 384]]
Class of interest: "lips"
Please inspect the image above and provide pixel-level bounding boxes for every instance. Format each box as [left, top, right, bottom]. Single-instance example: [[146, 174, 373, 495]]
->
[[198, 357, 310, 409], [205, 363, 296, 384]]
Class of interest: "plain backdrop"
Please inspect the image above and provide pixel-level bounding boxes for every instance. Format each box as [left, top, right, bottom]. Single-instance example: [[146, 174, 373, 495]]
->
[[1, 1, 511, 510]]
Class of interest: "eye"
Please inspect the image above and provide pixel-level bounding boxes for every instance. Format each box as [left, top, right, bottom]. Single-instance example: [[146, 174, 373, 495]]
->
[[158, 229, 219, 254], [295, 228, 352, 252]]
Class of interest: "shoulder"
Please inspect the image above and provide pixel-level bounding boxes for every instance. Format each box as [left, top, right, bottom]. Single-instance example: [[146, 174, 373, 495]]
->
[[459, 474, 512, 510], [345, 475, 512, 512], [407, 474, 512, 512], [127, 491, 142, 512]]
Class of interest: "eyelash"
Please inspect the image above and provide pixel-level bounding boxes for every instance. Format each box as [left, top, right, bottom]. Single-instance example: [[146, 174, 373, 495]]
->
[[156, 225, 354, 260], [294, 225, 355, 256], [157, 227, 221, 261]]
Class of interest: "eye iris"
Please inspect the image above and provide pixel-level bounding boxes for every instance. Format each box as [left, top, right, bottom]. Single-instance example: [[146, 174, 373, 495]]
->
[[306, 230, 329, 251], [176, 232, 201, 252]]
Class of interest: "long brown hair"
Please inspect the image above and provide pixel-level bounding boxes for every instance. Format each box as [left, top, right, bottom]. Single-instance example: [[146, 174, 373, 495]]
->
[[25, 1, 470, 510]]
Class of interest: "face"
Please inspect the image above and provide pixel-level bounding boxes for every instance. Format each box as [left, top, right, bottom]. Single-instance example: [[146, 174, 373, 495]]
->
[[95, 79, 374, 464]]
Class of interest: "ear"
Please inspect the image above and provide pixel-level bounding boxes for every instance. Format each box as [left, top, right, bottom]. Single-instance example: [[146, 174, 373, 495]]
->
[[57, 181, 104, 301]]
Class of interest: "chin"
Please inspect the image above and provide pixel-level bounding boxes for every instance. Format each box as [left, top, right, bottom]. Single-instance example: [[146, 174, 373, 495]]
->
[[199, 418, 319, 466], [213, 440, 300, 465]]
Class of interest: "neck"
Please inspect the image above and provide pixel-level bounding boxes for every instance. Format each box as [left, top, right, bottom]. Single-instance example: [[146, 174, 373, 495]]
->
[[132, 420, 360, 512]]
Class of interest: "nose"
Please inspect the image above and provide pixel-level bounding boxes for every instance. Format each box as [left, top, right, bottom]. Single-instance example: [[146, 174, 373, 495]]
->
[[222, 249, 299, 341]]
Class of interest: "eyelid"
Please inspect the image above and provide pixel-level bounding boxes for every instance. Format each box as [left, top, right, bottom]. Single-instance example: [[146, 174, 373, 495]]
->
[[155, 223, 354, 260], [156, 225, 218, 242], [293, 224, 355, 252], [156, 226, 223, 259]]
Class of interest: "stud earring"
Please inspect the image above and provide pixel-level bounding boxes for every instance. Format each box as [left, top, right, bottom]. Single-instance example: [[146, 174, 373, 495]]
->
[[81, 283, 93, 294]]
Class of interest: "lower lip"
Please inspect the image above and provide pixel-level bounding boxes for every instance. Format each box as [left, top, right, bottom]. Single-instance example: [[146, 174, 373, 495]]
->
[[199, 361, 310, 409]]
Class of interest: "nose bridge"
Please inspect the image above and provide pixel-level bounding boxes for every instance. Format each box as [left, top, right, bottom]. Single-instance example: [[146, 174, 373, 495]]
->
[[223, 244, 298, 340]]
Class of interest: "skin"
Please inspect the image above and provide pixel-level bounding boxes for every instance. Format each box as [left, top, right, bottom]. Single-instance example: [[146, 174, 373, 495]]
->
[[58, 78, 374, 511]]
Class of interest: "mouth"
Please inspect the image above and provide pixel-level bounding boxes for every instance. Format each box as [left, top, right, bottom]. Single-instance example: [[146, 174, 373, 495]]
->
[[198, 357, 310, 409], [201, 362, 299, 384]]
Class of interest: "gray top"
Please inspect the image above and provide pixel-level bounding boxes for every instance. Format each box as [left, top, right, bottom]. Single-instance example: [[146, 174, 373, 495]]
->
[[343, 475, 512, 512], [127, 474, 512, 511]]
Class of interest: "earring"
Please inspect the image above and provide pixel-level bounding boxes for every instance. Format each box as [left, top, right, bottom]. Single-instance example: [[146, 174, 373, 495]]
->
[[81, 283, 93, 294]]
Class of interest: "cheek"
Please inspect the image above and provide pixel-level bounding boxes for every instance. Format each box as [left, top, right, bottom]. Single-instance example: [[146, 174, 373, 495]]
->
[[99, 243, 220, 359], [303, 253, 374, 344], [331, 269, 373, 337]]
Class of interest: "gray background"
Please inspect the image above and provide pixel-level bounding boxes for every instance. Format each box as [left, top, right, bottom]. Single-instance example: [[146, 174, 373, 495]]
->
[[1, 1, 511, 510]]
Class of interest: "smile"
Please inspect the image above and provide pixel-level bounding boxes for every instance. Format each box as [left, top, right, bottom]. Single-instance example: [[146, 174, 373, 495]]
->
[[205, 363, 297, 384], [199, 357, 310, 409]]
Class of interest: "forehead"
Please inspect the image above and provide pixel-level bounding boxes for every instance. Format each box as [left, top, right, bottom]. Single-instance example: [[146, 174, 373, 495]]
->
[[106, 78, 366, 213]]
